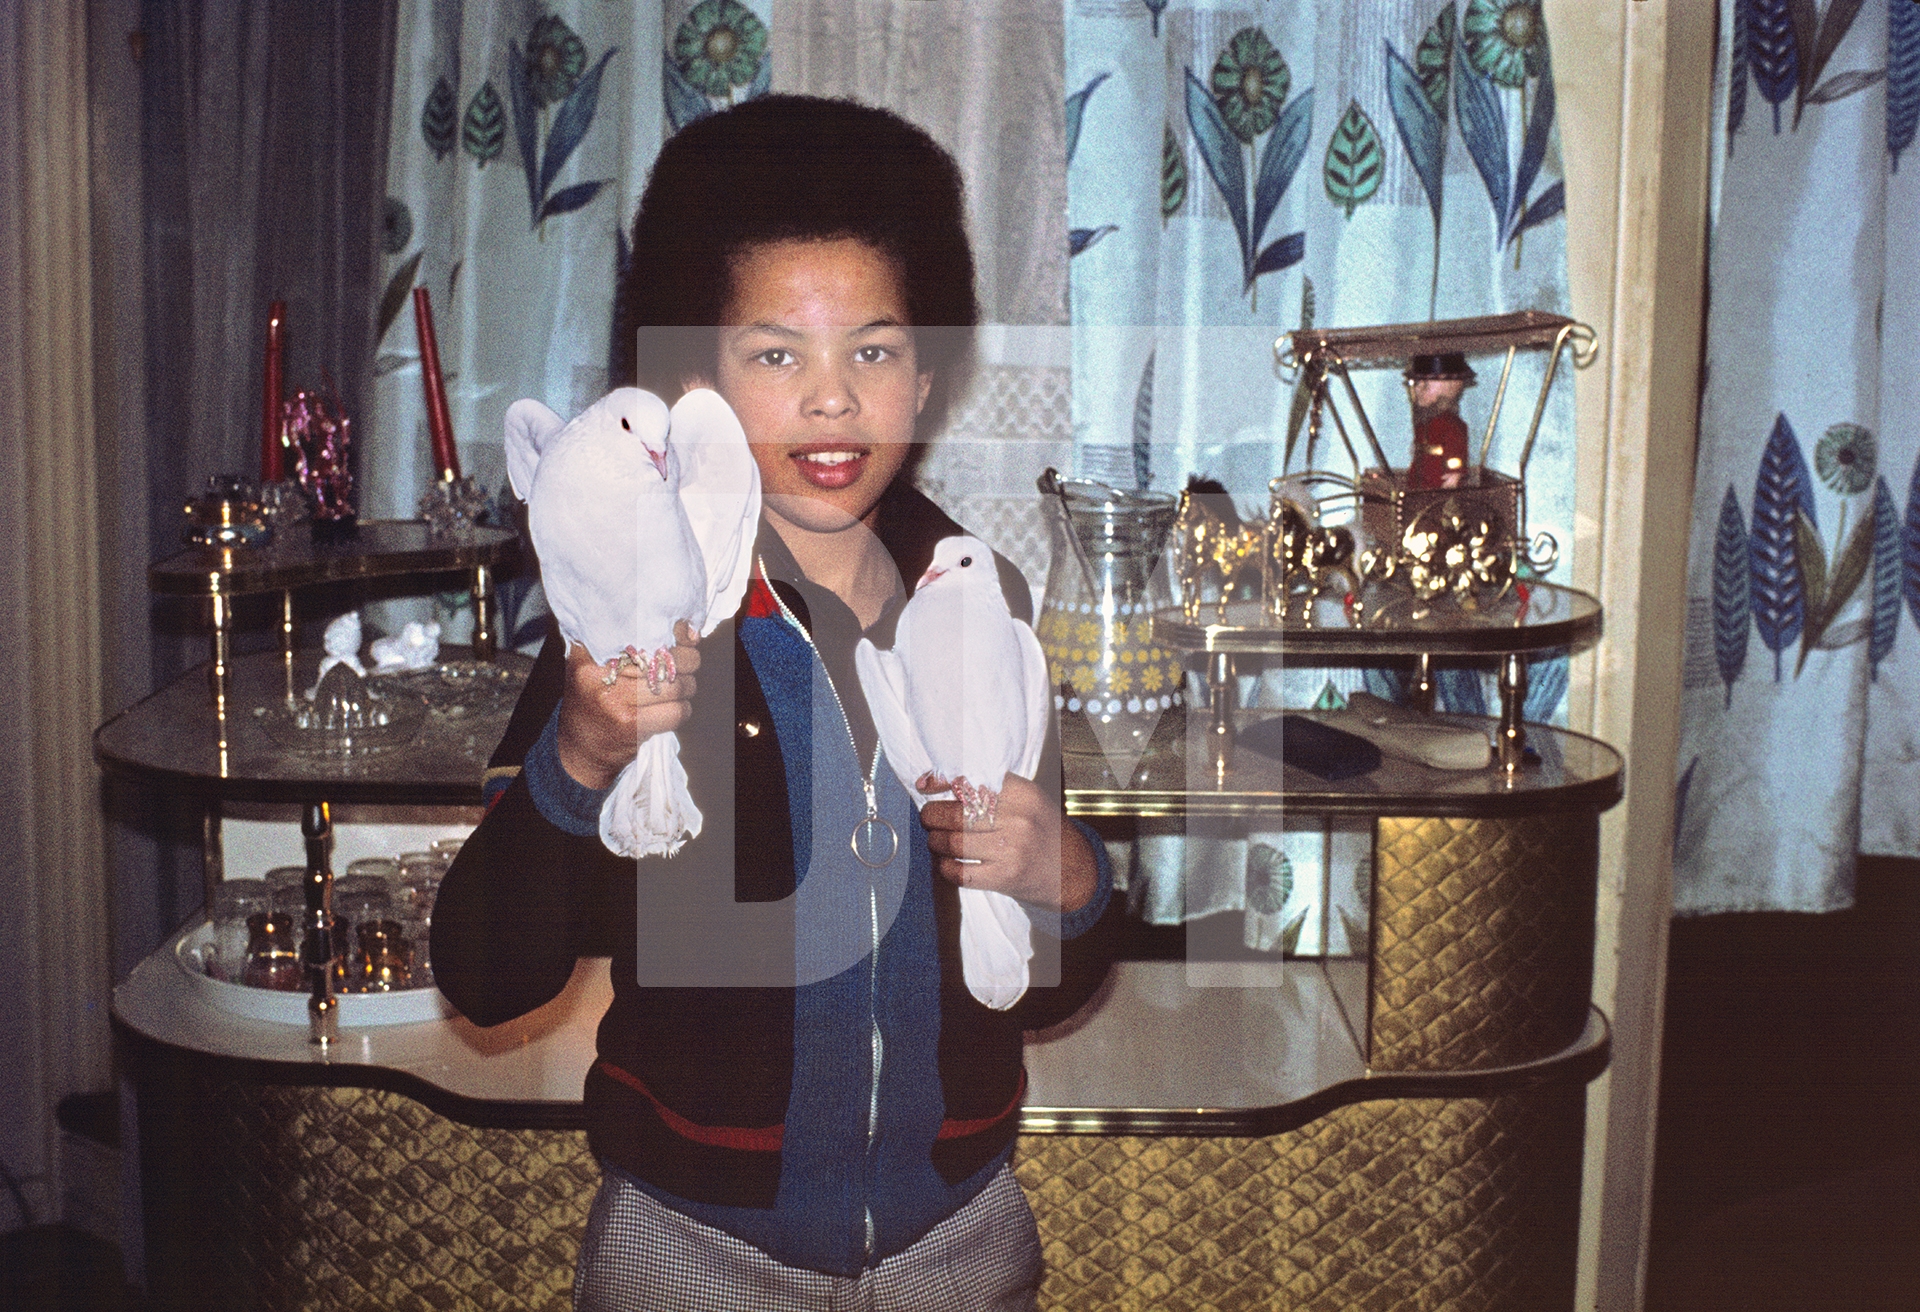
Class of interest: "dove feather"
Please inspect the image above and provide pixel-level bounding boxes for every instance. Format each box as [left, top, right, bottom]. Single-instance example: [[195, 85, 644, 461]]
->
[[853, 641, 934, 803], [671, 388, 762, 637]]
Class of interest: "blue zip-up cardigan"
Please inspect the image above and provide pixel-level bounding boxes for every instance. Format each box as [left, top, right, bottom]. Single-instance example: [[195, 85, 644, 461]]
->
[[432, 483, 1116, 1273]]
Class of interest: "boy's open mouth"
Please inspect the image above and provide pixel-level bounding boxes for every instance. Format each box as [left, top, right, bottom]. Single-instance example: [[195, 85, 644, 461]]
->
[[790, 446, 869, 490]]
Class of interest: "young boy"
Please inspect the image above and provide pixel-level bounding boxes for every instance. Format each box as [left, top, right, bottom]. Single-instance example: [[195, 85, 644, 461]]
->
[[432, 96, 1114, 1310]]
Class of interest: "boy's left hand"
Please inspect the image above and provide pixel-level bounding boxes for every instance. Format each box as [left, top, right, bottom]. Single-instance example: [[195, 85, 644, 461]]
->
[[919, 774, 1096, 914]]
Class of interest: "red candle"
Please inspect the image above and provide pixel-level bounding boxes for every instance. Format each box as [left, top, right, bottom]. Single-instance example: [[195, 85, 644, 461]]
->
[[413, 286, 460, 480], [260, 301, 286, 481]]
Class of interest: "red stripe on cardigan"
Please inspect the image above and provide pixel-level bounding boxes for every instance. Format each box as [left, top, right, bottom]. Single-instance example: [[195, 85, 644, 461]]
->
[[744, 576, 781, 618], [935, 1069, 1026, 1140], [597, 1061, 1026, 1150], [598, 1060, 785, 1152]]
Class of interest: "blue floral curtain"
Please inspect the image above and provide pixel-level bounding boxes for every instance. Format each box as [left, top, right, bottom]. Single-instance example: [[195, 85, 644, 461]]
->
[[1065, 0, 1577, 932], [370, 0, 772, 650], [363, 0, 1581, 943], [1673, 0, 1920, 913]]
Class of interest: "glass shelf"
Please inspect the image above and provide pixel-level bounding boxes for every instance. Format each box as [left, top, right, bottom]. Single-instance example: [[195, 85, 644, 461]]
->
[[93, 648, 530, 805], [148, 520, 518, 597], [1150, 579, 1600, 658], [1064, 713, 1622, 819], [113, 948, 1607, 1137]]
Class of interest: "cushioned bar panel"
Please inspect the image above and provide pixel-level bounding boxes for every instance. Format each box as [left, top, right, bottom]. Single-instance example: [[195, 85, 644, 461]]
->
[[163, 1079, 596, 1311], [1016, 1089, 1585, 1312], [142, 1076, 1581, 1310], [1371, 814, 1599, 1071]]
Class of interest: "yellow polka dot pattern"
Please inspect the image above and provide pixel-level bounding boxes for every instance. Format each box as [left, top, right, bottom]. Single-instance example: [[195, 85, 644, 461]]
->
[[1036, 602, 1184, 715]]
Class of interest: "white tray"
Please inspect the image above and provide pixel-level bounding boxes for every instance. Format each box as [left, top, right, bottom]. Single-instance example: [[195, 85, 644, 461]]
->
[[171, 920, 453, 1027]]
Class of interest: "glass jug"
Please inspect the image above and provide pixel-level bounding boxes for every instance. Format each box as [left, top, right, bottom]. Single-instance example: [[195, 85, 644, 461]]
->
[[1036, 470, 1182, 785]]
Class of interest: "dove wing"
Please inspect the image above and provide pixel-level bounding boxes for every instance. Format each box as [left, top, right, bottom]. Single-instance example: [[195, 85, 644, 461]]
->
[[1013, 616, 1051, 782], [504, 398, 564, 501], [672, 389, 763, 635], [854, 637, 935, 805]]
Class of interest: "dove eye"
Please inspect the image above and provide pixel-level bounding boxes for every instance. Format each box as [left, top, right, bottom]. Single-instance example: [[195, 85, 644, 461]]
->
[[959, 556, 973, 568], [621, 417, 631, 431]]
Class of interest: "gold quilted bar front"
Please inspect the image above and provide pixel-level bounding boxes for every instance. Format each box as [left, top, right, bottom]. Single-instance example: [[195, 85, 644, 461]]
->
[[1018, 1091, 1584, 1312], [159, 1079, 1582, 1312], [1371, 814, 1599, 1071], [177, 1082, 597, 1312]]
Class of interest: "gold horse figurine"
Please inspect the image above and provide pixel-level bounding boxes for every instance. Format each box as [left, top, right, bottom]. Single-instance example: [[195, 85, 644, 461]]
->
[[1266, 499, 1364, 626], [1175, 488, 1266, 623]]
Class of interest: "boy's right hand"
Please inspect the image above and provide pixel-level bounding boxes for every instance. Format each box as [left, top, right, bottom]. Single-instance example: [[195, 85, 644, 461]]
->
[[555, 620, 701, 790]]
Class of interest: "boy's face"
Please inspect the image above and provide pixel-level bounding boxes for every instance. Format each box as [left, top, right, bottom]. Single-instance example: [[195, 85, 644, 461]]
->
[[710, 238, 931, 533]]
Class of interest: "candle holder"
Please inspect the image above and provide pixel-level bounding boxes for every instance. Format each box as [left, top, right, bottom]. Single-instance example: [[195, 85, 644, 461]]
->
[[417, 474, 492, 542], [182, 474, 271, 547]]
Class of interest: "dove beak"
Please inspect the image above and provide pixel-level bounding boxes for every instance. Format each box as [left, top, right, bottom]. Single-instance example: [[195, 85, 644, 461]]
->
[[916, 565, 946, 590], [647, 447, 670, 481]]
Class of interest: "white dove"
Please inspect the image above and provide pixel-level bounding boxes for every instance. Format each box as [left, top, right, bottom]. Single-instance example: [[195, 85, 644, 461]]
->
[[506, 387, 761, 858], [854, 535, 1052, 1009]]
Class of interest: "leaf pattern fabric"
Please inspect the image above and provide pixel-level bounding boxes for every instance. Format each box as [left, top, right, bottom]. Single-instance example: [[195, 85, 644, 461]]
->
[[1713, 485, 1750, 706], [1066, 1, 1575, 928], [1748, 414, 1814, 676], [1323, 100, 1383, 217], [1868, 476, 1902, 676], [1677, 0, 1920, 908], [1891, 0, 1920, 170], [1747, 0, 1799, 133], [369, 1, 752, 653], [461, 82, 504, 165]]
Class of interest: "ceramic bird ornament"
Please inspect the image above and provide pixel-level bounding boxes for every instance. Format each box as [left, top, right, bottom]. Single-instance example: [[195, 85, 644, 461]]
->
[[855, 536, 1052, 1008], [506, 387, 761, 858]]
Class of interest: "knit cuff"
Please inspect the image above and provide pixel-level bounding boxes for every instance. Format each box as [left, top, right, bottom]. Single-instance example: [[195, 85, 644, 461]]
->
[[523, 704, 611, 838], [1055, 818, 1114, 941]]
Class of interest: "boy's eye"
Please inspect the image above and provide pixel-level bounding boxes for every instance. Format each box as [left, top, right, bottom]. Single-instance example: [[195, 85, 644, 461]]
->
[[854, 345, 891, 364], [753, 348, 794, 367]]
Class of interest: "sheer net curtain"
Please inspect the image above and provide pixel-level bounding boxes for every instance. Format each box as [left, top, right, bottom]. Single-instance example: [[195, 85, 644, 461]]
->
[[3, 0, 107, 1236], [113, 0, 397, 971], [1673, 0, 1920, 914], [369, 0, 688, 651], [777, 0, 1074, 602], [365, 2, 1578, 939]]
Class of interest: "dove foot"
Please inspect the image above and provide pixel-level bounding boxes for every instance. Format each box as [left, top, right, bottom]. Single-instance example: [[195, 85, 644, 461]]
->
[[644, 646, 677, 695], [950, 776, 1000, 830]]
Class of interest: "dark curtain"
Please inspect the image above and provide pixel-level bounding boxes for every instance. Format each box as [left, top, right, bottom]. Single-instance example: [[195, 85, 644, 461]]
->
[[109, 0, 397, 973]]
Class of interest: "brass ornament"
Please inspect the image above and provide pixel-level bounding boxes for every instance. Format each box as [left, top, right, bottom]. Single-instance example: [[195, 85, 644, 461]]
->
[[1173, 490, 1266, 623], [1264, 496, 1363, 627], [1378, 497, 1515, 610]]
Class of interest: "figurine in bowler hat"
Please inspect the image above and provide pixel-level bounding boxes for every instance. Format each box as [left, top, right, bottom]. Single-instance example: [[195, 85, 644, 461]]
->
[[1405, 352, 1475, 490]]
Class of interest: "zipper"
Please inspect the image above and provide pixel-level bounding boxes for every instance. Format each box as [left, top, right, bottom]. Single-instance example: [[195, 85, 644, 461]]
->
[[759, 557, 887, 1263], [865, 880, 882, 1260]]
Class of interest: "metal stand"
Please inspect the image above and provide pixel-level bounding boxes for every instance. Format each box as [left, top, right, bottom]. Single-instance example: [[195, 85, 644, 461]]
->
[[1206, 653, 1234, 787], [280, 589, 296, 702], [1496, 653, 1529, 773], [470, 564, 495, 661], [1408, 652, 1436, 713], [302, 802, 338, 1049], [208, 580, 232, 722]]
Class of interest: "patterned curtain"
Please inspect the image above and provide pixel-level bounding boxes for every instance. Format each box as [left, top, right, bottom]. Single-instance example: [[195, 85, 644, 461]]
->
[[1673, 0, 1920, 914], [371, 0, 773, 650], [1066, 0, 1577, 933]]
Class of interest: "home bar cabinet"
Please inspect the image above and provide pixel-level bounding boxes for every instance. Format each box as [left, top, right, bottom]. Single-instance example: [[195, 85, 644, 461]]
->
[[104, 526, 1619, 1310]]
